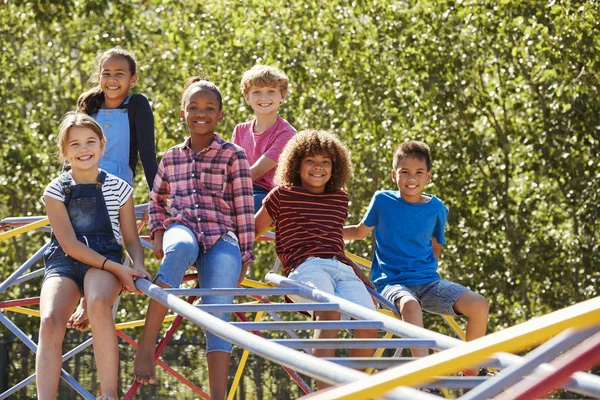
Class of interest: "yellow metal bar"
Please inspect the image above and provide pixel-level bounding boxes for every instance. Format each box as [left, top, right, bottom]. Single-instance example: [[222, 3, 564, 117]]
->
[[344, 252, 371, 268], [228, 311, 265, 400], [4, 306, 40, 317], [442, 315, 466, 341], [0, 218, 49, 242], [241, 278, 274, 289], [364, 332, 394, 374], [306, 296, 600, 399]]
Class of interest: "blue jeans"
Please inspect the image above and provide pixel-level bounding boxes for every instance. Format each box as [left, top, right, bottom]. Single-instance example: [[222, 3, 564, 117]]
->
[[253, 184, 270, 213], [155, 223, 242, 353]]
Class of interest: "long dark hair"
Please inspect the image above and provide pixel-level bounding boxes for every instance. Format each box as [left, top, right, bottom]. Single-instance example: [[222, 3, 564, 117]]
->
[[77, 48, 137, 115]]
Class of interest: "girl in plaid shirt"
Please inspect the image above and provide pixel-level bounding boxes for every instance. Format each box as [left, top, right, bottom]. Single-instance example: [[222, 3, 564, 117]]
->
[[134, 78, 255, 400]]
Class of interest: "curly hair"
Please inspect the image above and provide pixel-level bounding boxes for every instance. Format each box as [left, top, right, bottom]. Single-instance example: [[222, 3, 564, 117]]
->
[[240, 64, 289, 97], [274, 130, 353, 192]]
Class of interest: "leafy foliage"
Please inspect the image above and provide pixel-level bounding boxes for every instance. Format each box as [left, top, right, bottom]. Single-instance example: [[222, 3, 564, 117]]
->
[[1, 0, 598, 398]]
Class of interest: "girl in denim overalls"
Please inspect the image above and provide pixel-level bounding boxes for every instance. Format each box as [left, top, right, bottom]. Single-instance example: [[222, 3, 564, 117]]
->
[[36, 112, 151, 400], [70, 48, 158, 330]]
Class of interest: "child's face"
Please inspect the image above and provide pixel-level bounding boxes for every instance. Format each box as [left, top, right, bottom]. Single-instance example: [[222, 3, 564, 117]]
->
[[64, 126, 103, 172], [99, 56, 137, 103], [244, 84, 285, 117], [392, 156, 432, 203], [299, 152, 332, 193], [180, 88, 223, 138]]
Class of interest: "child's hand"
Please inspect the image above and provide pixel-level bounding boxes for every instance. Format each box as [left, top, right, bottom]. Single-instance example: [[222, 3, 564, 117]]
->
[[133, 264, 152, 281], [152, 230, 165, 260], [113, 264, 149, 294], [237, 262, 250, 286]]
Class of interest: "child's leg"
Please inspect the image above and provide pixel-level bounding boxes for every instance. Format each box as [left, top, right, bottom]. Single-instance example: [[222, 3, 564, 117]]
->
[[453, 291, 489, 341], [197, 233, 241, 400], [134, 224, 200, 384], [83, 268, 122, 400], [313, 310, 340, 389], [395, 295, 428, 357], [36, 277, 81, 400]]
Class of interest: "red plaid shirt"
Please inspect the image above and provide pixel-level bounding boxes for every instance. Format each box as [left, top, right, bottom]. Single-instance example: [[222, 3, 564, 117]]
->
[[149, 134, 255, 265]]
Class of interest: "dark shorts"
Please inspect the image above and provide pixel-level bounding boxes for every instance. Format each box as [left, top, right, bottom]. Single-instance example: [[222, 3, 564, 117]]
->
[[381, 279, 470, 317], [43, 236, 122, 295]]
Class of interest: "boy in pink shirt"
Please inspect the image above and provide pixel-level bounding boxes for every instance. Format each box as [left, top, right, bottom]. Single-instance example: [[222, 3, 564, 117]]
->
[[232, 65, 296, 211]]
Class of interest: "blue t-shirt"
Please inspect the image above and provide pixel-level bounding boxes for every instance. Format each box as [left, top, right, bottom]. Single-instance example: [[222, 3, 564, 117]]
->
[[362, 190, 448, 289]]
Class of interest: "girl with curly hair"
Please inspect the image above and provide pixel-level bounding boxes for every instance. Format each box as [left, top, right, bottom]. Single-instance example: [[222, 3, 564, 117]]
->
[[254, 129, 377, 389]]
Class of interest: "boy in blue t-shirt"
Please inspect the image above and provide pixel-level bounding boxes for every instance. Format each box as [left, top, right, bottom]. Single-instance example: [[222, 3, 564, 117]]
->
[[344, 140, 489, 363]]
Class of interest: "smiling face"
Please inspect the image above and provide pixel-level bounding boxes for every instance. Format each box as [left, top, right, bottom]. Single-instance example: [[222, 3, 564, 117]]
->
[[299, 152, 333, 193], [99, 56, 137, 107], [244, 84, 284, 117], [180, 87, 224, 138], [392, 155, 432, 203], [63, 126, 104, 172]]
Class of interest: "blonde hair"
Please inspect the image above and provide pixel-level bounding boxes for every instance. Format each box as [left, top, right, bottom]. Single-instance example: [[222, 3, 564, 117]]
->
[[240, 65, 289, 97], [57, 112, 106, 161], [275, 130, 353, 192]]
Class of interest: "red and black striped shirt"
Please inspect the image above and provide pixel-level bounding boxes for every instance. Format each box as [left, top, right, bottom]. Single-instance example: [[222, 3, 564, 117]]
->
[[264, 186, 349, 276]]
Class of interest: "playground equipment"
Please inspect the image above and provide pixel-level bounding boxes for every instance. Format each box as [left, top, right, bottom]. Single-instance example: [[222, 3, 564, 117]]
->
[[1, 210, 600, 399]]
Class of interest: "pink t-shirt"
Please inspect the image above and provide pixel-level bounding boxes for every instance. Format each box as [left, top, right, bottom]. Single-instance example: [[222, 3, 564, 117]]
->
[[232, 116, 296, 191]]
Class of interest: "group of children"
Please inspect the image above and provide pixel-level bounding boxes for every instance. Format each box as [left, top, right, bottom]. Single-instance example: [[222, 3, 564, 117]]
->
[[36, 48, 490, 400]]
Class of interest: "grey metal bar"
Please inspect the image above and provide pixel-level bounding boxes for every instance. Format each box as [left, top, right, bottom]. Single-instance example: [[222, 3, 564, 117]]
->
[[272, 339, 439, 349], [231, 320, 384, 331], [0, 313, 95, 399], [0, 243, 48, 294], [197, 303, 340, 312], [267, 273, 600, 397], [135, 278, 438, 400], [163, 287, 302, 296], [266, 311, 313, 354]]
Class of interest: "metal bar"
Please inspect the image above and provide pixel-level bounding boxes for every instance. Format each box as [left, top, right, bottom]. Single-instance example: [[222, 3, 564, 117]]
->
[[322, 357, 414, 368], [12, 268, 45, 287], [0, 218, 49, 242], [272, 339, 439, 349], [134, 279, 437, 400], [162, 287, 302, 296], [230, 320, 384, 331], [196, 302, 340, 312], [0, 243, 48, 294], [0, 297, 40, 309], [497, 330, 600, 400], [462, 326, 600, 400], [0, 312, 95, 399]]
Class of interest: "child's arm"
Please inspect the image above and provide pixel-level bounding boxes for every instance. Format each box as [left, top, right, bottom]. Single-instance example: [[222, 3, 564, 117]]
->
[[45, 196, 147, 293], [119, 196, 151, 280], [254, 205, 274, 239], [432, 237, 442, 260], [343, 223, 374, 240], [250, 155, 277, 182]]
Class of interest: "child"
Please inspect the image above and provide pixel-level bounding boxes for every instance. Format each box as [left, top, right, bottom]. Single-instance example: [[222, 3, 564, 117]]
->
[[71, 47, 158, 330], [37, 112, 151, 400], [232, 64, 296, 212], [77, 47, 158, 189], [133, 78, 255, 400], [254, 130, 377, 390], [344, 140, 490, 369]]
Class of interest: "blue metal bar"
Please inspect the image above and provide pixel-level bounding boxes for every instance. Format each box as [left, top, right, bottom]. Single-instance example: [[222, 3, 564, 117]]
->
[[272, 339, 439, 349], [197, 303, 340, 312], [0, 243, 48, 294], [163, 287, 302, 296], [463, 326, 600, 400], [231, 320, 384, 331], [11, 268, 44, 287], [266, 311, 313, 354], [135, 279, 437, 400], [0, 313, 95, 399]]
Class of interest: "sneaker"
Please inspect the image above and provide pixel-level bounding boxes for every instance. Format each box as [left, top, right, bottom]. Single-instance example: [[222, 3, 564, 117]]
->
[[478, 367, 495, 377], [418, 387, 445, 397]]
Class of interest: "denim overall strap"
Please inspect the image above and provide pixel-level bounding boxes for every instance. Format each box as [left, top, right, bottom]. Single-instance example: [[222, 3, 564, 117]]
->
[[93, 96, 133, 186], [63, 170, 113, 238]]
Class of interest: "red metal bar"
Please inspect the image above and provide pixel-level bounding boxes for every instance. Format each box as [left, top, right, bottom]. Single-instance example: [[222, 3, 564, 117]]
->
[[497, 330, 600, 400], [0, 297, 40, 309], [117, 330, 209, 399]]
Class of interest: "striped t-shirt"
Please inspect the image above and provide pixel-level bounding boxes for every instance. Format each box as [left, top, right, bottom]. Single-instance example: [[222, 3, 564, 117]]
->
[[264, 185, 349, 276], [43, 170, 133, 240]]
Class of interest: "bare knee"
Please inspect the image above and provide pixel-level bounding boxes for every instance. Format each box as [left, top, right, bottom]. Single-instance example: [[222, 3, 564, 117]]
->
[[39, 313, 67, 340], [456, 292, 489, 318], [397, 297, 421, 316], [86, 293, 114, 317]]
